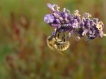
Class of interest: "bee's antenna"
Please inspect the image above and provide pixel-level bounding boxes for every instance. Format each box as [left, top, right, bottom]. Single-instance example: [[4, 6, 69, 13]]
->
[[43, 33, 47, 37]]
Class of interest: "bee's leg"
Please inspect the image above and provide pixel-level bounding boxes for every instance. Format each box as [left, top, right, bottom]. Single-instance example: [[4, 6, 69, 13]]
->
[[62, 32, 66, 42], [67, 32, 71, 38], [54, 28, 60, 38], [54, 32, 60, 41], [57, 32, 60, 38], [61, 44, 64, 50], [86, 37, 90, 42], [86, 39, 89, 42]]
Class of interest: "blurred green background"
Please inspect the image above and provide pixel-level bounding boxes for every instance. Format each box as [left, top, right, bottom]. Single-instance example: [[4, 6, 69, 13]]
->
[[0, 0, 106, 79]]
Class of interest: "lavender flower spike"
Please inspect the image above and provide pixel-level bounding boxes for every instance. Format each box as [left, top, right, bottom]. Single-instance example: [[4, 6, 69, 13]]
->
[[44, 3, 106, 41]]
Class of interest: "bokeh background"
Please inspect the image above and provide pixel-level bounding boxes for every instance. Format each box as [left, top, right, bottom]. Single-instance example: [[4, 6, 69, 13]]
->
[[0, 0, 106, 79]]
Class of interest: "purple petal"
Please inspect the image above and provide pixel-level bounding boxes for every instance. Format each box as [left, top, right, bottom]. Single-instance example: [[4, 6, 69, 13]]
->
[[99, 31, 104, 38], [44, 14, 54, 24], [63, 8, 66, 12], [47, 3, 55, 11], [50, 24, 61, 28], [55, 19, 61, 24], [80, 22, 84, 27], [102, 24, 104, 29], [90, 20, 93, 26], [72, 19, 78, 28], [76, 16, 81, 22]]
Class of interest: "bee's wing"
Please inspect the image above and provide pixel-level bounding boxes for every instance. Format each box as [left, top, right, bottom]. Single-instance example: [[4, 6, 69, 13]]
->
[[56, 49, 65, 56], [53, 47, 64, 56], [50, 44, 65, 56]]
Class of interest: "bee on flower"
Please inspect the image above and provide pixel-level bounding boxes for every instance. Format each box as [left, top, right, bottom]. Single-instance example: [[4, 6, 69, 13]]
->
[[44, 3, 106, 52]]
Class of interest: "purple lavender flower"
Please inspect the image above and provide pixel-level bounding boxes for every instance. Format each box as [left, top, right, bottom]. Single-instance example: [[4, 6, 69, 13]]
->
[[44, 14, 55, 24], [44, 3, 78, 30], [47, 3, 55, 11], [44, 3, 106, 41]]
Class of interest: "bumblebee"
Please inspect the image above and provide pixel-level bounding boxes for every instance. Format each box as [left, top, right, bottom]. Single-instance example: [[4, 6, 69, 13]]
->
[[44, 30, 70, 55]]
